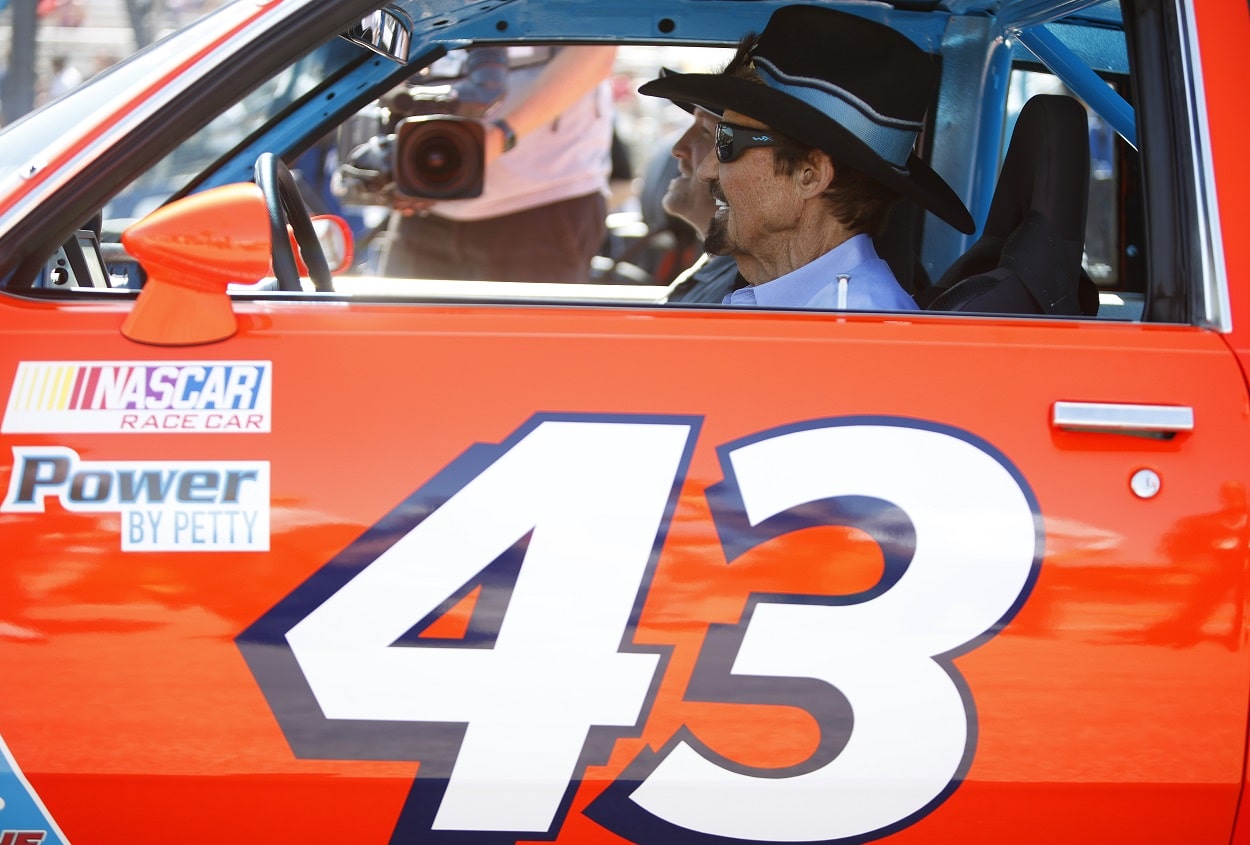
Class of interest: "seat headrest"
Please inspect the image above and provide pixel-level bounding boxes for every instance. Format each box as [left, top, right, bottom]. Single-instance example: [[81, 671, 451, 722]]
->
[[983, 94, 1090, 246], [923, 95, 1095, 316]]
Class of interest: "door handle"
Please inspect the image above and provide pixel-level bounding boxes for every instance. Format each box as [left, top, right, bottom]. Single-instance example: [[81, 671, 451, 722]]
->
[[1051, 401, 1194, 438]]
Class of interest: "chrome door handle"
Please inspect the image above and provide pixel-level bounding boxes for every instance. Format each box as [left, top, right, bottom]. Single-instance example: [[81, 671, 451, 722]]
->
[[1051, 401, 1195, 438]]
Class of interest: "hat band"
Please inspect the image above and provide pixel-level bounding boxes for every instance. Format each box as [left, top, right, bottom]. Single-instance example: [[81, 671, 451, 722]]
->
[[754, 58, 919, 168]]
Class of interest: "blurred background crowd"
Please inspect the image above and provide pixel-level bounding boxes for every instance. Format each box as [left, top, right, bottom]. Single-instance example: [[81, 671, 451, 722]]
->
[[0, 0, 223, 125]]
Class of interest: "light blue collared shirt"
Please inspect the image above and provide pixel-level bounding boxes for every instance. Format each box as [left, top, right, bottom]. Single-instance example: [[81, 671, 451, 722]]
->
[[724, 234, 918, 311]]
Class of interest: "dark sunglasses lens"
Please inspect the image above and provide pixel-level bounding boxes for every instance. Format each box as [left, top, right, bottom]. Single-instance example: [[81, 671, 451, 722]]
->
[[715, 124, 735, 162]]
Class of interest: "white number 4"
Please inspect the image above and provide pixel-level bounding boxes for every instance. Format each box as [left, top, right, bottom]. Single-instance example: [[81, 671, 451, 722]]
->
[[285, 417, 695, 833]]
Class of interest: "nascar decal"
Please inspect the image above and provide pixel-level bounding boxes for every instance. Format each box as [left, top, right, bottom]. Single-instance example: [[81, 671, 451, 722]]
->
[[2, 360, 272, 433], [239, 414, 1041, 844], [0, 734, 68, 845], [3, 446, 269, 552]]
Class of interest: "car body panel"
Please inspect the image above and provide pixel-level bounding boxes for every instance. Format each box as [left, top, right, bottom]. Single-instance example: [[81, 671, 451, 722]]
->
[[1197, 0, 1250, 336], [3, 301, 1249, 842]]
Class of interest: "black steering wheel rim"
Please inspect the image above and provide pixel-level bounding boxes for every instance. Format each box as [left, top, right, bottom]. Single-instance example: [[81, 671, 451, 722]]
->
[[254, 152, 334, 292]]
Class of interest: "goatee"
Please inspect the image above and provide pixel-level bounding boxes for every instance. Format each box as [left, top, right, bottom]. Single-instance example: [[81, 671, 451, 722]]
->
[[703, 213, 730, 256]]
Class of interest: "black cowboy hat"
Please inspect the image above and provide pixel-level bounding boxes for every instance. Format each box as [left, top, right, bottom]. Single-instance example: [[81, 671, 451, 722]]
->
[[658, 67, 722, 117], [640, 5, 975, 234]]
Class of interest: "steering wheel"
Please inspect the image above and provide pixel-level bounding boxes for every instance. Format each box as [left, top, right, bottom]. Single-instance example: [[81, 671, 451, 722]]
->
[[253, 152, 334, 292]]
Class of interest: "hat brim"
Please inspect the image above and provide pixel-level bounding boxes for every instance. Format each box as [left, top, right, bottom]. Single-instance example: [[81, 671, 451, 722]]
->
[[640, 73, 974, 234], [657, 67, 722, 117]]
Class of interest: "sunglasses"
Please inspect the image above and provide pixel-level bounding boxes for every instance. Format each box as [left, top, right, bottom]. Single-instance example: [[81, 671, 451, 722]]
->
[[714, 122, 782, 162]]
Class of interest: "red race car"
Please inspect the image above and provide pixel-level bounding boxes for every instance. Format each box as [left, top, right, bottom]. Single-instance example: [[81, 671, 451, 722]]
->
[[0, 0, 1249, 843]]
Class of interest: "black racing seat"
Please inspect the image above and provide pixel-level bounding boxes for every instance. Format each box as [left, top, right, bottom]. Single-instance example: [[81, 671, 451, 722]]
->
[[920, 94, 1098, 316]]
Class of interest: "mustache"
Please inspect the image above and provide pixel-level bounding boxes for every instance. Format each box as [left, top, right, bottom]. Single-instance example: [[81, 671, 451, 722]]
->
[[709, 182, 726, 204]]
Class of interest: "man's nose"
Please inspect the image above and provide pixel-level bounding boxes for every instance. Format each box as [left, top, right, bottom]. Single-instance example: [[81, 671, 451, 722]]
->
[[672, 125, 697, 160]]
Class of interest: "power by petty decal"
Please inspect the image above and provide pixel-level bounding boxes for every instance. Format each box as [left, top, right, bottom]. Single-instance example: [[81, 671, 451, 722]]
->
[[2, 447, 270, 551], [2, 361, 272, 433], [0, 735, 68, 845]]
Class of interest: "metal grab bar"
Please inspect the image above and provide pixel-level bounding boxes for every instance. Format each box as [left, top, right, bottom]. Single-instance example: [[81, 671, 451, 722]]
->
[[1051, 401, 1194, 437]]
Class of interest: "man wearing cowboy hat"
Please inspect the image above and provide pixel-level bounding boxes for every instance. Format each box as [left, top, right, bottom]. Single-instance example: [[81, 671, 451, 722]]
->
[[640, 5, 974, 309]]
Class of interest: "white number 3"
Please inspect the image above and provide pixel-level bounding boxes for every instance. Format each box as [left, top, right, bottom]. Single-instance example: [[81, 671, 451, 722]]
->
[[592, 419, 1040, 842]]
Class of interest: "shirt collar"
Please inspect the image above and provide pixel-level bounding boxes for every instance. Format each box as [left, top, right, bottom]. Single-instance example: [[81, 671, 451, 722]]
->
[[728, 234, 880, 307]]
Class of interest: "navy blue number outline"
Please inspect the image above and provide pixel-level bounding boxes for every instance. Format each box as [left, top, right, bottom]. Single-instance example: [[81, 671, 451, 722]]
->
[[586, 415, 1044, 844], [236, 412, 701, 844]]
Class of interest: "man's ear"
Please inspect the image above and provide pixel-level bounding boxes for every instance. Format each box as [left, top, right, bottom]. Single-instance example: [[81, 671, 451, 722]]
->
[[796, 150, 835, 198]]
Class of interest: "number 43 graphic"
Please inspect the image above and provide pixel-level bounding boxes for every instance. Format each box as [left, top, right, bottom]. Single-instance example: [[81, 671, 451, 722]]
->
[[237, 413, 1041, 845]]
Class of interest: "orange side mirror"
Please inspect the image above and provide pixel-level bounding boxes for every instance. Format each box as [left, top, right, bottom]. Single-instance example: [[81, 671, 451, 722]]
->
[[120, 182, 270, 345]]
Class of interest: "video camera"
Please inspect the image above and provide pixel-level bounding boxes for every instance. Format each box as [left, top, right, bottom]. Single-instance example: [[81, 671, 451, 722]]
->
[[333, 83, 487, 203], [393, 114, 486, 199]]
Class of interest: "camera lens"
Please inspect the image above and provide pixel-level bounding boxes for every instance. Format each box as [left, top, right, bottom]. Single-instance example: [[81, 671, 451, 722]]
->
[[395, 116, 486, 199], [415, 136, 464, 185]]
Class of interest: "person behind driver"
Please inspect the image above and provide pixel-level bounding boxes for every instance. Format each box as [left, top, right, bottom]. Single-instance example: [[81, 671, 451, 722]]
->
[[640, 5, 974, 309], [654, 73, 744, 304]]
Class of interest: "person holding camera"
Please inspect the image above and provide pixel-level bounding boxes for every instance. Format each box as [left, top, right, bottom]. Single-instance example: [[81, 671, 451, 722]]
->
[[376, 45, 617, 283]]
